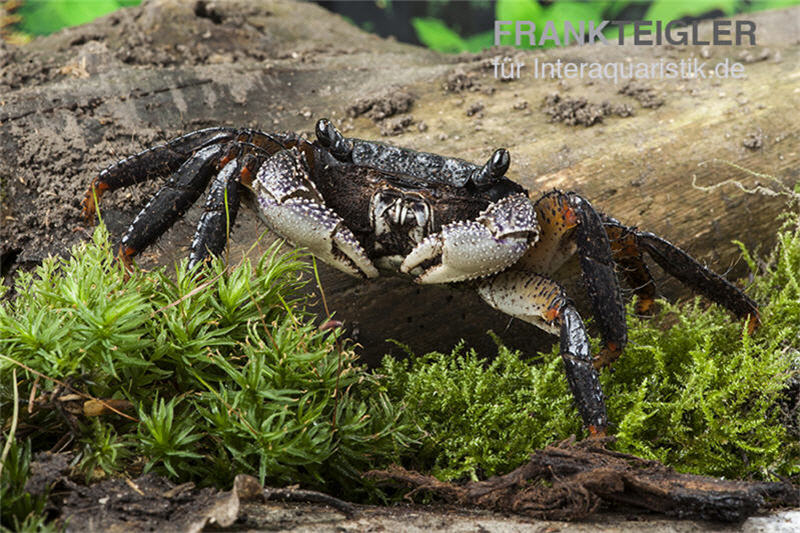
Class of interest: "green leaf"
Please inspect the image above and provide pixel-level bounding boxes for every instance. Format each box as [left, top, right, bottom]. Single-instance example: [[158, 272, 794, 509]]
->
[[463, 30, 495, 53], [495, 0, 544, 46], [411, 17, 468, 53], [645, 0, 739, 21], [18, 0, 124, 35]]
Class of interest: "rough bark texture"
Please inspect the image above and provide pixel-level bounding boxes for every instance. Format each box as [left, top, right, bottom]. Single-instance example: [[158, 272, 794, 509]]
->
[[26, 450, 799, 529], [1, 0, 798, 364], [366, 438, 800, 523]]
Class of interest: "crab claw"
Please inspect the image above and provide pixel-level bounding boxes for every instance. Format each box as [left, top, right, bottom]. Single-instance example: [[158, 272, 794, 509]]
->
[[400, 192, 538, 283], [254, 149, 378, 279]]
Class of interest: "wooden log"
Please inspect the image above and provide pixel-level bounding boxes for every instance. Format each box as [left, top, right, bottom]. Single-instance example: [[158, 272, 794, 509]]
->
[[365, 437, 800, 522], [1, 0, 798, 364]]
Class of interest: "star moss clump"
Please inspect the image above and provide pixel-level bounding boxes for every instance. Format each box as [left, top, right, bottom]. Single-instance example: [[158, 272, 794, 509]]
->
[[0, 225, 413, 530], [380, 215, 800, 482]]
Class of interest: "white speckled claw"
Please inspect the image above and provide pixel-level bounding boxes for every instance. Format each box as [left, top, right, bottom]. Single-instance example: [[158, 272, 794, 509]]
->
[[401, 192, 538, 283], [254, 149, 378, 279]]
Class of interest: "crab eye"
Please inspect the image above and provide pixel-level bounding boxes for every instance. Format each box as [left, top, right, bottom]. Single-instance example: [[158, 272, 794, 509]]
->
[[315, 118, 334, 147], [488, 149, 510, 178], [315, 118, 352, 161], [471, 148, 510, 187]]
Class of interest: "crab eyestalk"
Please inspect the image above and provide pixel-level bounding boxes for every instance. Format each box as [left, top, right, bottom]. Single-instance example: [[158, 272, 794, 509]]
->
[[315, 118, 352, 161], [471, 148, 510, 187]]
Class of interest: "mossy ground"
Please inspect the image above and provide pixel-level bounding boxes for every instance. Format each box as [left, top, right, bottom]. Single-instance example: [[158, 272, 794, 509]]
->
[[1, 215, 799, 530], [380, 214, 800, 482]]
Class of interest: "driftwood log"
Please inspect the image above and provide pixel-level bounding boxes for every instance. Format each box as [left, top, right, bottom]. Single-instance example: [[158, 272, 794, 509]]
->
[[1, 0, 798, 364]]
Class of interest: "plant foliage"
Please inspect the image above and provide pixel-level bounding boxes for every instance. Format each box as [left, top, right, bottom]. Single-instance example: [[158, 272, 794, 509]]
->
[[0, 225, 412, 529], [382, 215, 800, 481]]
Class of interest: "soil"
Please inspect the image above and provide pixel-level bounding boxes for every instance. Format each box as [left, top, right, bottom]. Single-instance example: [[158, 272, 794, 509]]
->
[[25, 445, 800, 532], [542, 93, 634, 126]]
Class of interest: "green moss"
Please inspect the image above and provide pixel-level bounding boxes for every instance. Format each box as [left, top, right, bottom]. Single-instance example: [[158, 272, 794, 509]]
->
[[0, 224, 412, 528], [379, 338, 581, 481], [382, 215, 800, 482], [2, 215, 798, 528]]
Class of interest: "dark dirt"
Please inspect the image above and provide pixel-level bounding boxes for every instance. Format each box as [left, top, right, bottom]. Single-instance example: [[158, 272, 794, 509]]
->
[[442, 70, 478, 93], [465, 101, 485, 117], [542, 93, 634, 127], [743, 130, 765, 150], [24, 446, 799, 531], [22, 452, 235, 531], [618, 81, 665, 109], [346, 89, 416, 121], [379, 115, 414, 136]]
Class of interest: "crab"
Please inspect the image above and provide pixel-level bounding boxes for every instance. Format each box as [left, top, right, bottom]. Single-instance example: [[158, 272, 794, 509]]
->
[[82, 118, 760, 435]]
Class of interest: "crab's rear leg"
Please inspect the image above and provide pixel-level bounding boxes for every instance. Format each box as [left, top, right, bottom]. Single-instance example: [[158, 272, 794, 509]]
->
[[187, 156, 253, 269], [117, 143, 230, 266], [603, 218, 657, 316], [604, 218, 760, 333], [82, 128, 239, 220], [82, 128, 302, 221], [478, 271, 607, 434]]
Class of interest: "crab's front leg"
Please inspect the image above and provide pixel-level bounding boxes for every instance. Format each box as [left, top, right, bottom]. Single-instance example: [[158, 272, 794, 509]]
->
[[252, 148, 379, 279], [400, 192, 538, 283], [477, 271, 607, 433]]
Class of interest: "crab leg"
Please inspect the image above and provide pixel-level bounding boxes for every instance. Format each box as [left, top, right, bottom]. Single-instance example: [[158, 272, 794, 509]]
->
[[118, 143, 226, 265], [187, 157, 248, 269], [604, 219, 760, 333], [568, 193, 629, 368], [477, 271, 607, 433], [82, 128, 238, 220], [82, 128, 305, 221], [602, 217, 657, 315], [522, 191, 628, 369]]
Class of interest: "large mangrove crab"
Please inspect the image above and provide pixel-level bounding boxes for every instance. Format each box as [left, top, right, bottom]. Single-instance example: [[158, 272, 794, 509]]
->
[[82, 118, 760, 435]]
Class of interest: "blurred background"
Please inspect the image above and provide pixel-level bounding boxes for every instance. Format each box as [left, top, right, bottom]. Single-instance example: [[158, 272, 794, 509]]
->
[[2, 0, 798, 48]]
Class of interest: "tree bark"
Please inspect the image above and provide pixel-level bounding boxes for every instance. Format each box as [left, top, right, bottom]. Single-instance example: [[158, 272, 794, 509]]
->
[[1, 0, 798, 364]]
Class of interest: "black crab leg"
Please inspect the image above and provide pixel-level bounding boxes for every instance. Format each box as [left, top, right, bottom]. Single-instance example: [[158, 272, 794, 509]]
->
[[523, 191, 628, 369], [187, 157, 250, 269], [314, 118, 516, 190], [602, 217, 657, 316], [82, 128, 238, 220], [101, 133, 301, 268], [118, 143, 227, 266], [477, 271, 608, 434], [82, 127, 302, 220], [603, 217, 760, 334], [568, 193, 629, 369]]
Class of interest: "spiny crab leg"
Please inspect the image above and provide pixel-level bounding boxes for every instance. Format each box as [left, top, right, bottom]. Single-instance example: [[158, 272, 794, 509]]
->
[[188, 156, 251, 269], [568, 193, 628, 369], [400, 192, 538, 284], [603, 216, 761, 335], [252, 148, 379, 279], [477, 270, 607, 434], [118, 143, 227, 266], [82, 128, 239, 221]]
